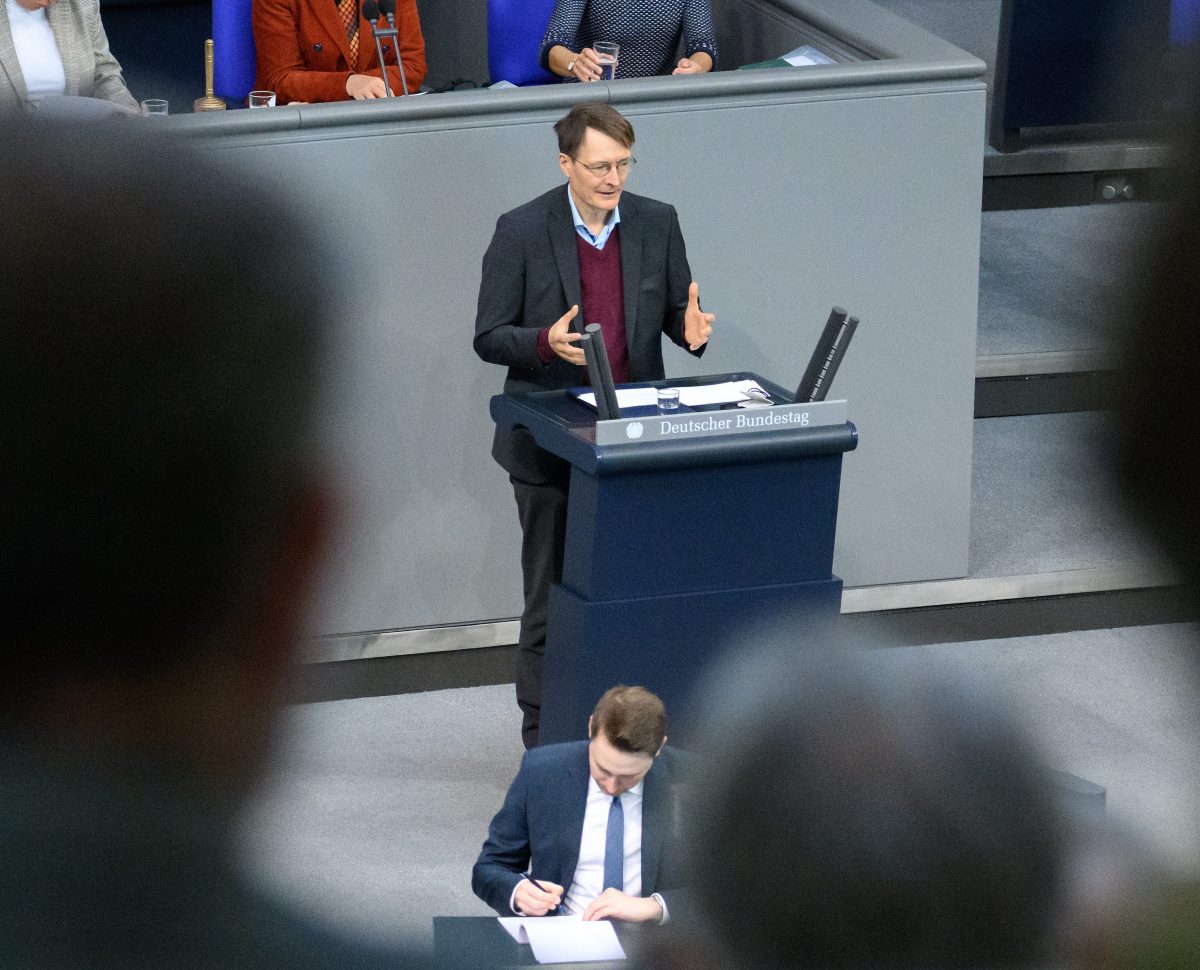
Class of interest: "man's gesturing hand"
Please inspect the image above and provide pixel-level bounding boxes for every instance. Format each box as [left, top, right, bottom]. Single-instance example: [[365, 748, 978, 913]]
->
[[514, 878, 564, 916], [684, 281, 714, 351], [549, 304, 586, 365], [581, 888, 663, 923]]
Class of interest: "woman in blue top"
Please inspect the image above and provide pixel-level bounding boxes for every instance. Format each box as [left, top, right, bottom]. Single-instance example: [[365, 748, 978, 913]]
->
[[539, 0, 717, 81]]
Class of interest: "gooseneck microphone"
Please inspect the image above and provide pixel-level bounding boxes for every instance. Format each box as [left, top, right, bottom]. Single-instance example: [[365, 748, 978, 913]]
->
[[359, 0, 394, 97], [376, 0, 410, 96], [583, 323, 621, 420]]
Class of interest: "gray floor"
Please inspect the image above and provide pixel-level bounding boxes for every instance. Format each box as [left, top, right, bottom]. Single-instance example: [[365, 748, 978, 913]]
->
[[238, 623, 1200, 952], [920, 625, 1200, 870], [977, 203, 1163, 357], [970, 411, 1161, 577], [238, 685, 524, 950]]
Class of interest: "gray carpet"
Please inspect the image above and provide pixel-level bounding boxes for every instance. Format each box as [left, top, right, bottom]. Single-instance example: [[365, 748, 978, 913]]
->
[[237, 623, 1200, 952], [970, 411, 1162, 577], [237, 685, 524, 950], [919, 624, 1200, 872], [978, 203, 1164, 357]]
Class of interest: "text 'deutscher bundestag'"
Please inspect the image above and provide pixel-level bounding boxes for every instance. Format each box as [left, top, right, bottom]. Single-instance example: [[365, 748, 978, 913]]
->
[[594, 400, 848, 446]]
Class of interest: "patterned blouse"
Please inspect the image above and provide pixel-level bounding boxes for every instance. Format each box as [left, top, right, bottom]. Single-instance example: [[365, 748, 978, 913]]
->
[[538, 0, 718, 80]]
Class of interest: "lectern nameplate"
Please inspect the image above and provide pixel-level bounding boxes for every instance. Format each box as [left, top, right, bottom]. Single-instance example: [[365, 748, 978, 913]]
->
[[593, 399, 847, 446]]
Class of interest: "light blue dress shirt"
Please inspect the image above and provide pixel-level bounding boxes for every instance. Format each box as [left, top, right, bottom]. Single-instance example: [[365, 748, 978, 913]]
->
[[567, 188, 621, 250]]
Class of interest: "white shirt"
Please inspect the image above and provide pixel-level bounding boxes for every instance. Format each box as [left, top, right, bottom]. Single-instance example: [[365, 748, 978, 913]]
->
[[562, 775, 644, 914], [509, 773, 669, 920], [6, 0, 65, 101]]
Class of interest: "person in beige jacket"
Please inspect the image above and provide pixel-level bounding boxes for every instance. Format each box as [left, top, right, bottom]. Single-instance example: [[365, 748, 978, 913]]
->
[[0, 0, 136, 112]]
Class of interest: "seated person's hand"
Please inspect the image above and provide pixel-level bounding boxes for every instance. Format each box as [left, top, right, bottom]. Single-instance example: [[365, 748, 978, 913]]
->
[[672, 57, 703, 75], [581, 888, 663, 923], [514, 878, 564, 916], [571, 47, 604, 82], [346, 74, 388, 99]]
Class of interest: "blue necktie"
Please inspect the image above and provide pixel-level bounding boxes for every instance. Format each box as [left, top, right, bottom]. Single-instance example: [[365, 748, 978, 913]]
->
[[603, 795, 624, 891]]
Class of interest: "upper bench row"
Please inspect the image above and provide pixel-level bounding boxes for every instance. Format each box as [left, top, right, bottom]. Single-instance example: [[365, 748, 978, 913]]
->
[[0, 0, 983, 114]]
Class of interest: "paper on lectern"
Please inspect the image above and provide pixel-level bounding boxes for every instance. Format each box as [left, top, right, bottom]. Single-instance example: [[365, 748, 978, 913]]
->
[[575, 380, 767, 410]]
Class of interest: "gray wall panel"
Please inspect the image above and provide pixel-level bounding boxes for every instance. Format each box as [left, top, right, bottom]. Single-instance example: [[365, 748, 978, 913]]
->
[[605, 87, 983, 589]]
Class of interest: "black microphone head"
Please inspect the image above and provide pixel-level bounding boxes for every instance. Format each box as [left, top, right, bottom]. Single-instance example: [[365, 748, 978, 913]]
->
[[377, 0, 395, 15], [361, 0, 379, 17]]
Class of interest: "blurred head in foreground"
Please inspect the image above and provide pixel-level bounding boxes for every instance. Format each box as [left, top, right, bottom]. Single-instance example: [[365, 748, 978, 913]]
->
[[680, 645, 1068, 970], [0, 119, 331, 789], [0, 119, 414, 966]]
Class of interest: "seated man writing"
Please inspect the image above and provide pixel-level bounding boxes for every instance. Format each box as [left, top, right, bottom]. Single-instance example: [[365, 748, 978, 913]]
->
[[472, 686, 685, 922]]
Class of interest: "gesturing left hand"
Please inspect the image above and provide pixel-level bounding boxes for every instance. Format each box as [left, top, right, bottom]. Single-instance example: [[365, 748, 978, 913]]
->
[[684, 281, 714, 351], [581, 888, 664, 923]]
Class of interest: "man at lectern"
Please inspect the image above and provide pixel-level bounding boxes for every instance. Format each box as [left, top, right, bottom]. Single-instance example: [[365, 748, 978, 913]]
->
[[472, 685, 688, 922], [473, 102, 716, 748]]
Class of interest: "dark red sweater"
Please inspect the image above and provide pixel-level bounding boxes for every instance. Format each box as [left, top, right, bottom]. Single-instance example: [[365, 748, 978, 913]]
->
[[576, 229, 629, 384], [537, 228, 629, 383]]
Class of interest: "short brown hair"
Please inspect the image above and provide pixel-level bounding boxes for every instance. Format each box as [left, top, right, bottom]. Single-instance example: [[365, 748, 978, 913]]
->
[[555, 103, 635, 156], [590, 685, 666, 755]]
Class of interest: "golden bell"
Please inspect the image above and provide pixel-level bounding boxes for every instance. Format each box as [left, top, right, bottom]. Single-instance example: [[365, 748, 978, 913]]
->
[[194, 39, 227, 112]]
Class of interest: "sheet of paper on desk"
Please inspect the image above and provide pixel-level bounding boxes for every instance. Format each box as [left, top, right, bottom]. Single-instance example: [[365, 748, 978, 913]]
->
[[783, 44, 836, 66], [575, 380, 766, 409], [678, 380, 766, 406], [497, 914, 626, 963], [575, 388, 659, 409]]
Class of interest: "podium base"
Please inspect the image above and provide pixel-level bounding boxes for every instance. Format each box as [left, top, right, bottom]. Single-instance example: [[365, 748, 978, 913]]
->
[[538, 577, 842, 746]]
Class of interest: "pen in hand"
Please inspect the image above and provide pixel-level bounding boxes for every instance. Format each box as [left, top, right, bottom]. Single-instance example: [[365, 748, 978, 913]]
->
[[525, 874, 562, 915]]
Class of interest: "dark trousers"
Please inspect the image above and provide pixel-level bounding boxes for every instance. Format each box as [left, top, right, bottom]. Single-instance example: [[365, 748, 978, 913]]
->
[[510, 470, 570, 749]]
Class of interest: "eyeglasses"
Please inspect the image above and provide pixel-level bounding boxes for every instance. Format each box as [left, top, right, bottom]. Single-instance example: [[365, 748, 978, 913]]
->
[[570, 156, 637, 178]]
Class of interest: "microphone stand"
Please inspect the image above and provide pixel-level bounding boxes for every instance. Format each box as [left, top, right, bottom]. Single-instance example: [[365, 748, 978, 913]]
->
[[359, 0, 394, 97], [583, 324, 621, 420], [376, 0, 410, 95]]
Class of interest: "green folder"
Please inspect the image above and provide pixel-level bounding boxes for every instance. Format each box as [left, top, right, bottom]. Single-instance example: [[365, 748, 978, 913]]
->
[[737, 58, 792, 71]]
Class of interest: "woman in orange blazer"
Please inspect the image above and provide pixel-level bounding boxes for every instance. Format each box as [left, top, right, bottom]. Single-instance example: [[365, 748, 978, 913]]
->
[[253, 0, 425, 103]]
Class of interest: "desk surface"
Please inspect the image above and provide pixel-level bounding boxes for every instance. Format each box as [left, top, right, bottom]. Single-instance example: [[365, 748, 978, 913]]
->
[[433, 916, 652, 969]]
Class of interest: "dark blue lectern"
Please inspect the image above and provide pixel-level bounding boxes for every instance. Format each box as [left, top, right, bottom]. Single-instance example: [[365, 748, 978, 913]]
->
[[490, 373, 858, 745]]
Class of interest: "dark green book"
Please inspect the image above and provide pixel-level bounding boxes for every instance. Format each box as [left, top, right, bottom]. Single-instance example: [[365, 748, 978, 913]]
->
[[737, 58, 791, 71]]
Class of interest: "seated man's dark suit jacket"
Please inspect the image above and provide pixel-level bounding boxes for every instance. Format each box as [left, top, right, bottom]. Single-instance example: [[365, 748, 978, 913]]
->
[[472, 739, 688, 917], [473, 184, 705, 485]]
